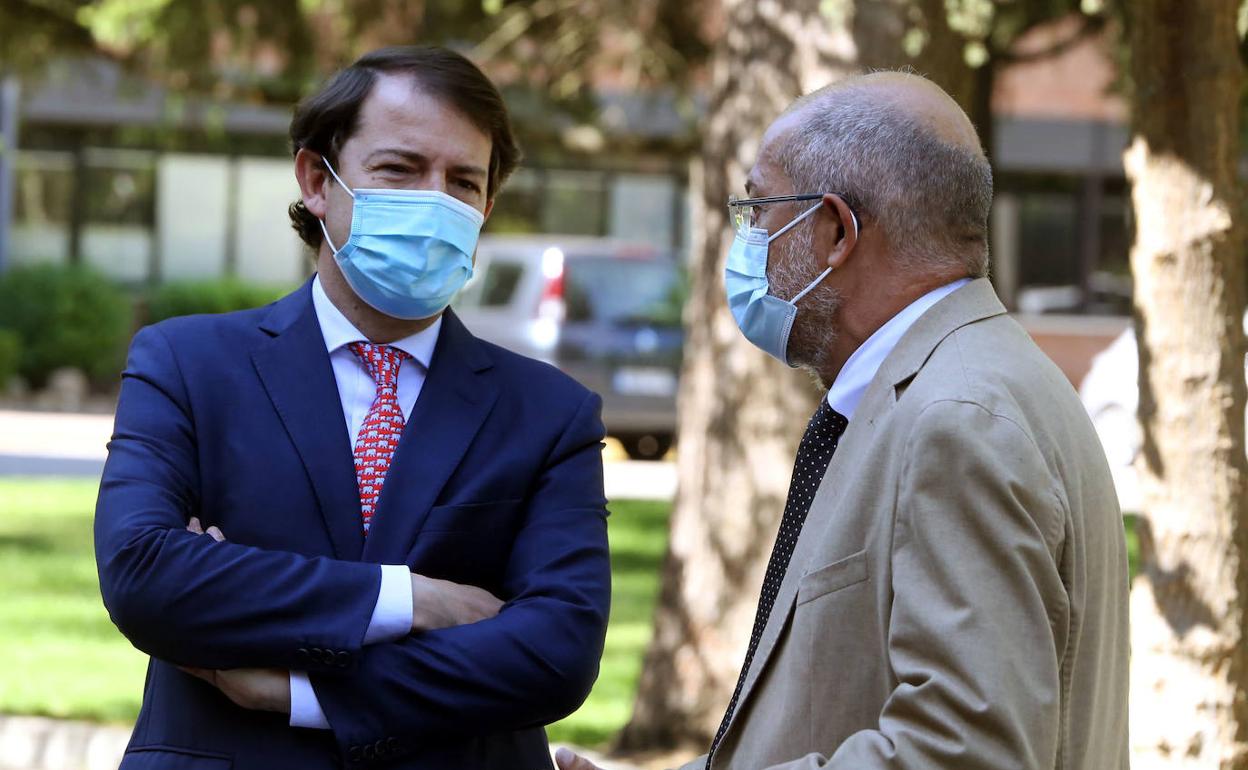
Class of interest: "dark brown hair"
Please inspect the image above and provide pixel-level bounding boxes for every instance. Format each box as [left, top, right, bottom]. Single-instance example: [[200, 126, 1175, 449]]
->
[[287, 45, 521, 248]]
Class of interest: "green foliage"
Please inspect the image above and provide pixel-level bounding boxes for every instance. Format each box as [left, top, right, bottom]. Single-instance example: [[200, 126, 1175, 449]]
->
[[145, 279, 290, 323], [1124, 513, 1139, 581], [0, 327, 19, 389], [0, 264, 132, 388], [0, 1, 96, 73]]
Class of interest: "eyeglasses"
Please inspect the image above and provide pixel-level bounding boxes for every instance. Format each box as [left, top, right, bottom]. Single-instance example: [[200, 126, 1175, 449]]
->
[[726, 192, 860, 239]]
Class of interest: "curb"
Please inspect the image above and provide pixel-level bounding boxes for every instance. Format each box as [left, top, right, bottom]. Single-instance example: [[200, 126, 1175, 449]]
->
[[0, 715, 642, 770], [0, 715, 130, 770]]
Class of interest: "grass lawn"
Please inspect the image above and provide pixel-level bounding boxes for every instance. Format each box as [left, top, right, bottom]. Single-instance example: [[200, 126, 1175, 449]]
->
[[0, 477, 671, 749], [0, 478, 147, 723]]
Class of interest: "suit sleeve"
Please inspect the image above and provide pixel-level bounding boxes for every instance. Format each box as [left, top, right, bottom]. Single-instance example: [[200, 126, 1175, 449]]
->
[[94, 325, 382, 671], [308, 390, 612, 766], [761, 399, 1066, 770]]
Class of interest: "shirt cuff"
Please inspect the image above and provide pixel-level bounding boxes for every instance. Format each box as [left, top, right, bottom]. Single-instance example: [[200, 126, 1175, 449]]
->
[[289, 671, 330, 729], [363, 564, 413, 644]]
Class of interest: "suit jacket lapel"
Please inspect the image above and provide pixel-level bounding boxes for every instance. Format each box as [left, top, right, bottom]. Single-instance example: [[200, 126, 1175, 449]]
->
[[723, 393, 883, 742], [721, 278, 1008, 742], [362, 309, 500, 563], [251, 281, 365, 561]]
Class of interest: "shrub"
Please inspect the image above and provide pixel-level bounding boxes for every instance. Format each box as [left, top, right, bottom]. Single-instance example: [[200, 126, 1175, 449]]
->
[[146, 279, 291, 323], [0, 328, 19, 390], [0, 264, 133, 388]]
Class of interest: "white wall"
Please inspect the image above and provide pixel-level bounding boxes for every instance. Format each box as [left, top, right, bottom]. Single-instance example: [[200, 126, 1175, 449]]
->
[[10, 224, 68, 266], [84, 225, 150, 282], [232, 157, 309, 285], [157, 154, 229, 281], [609, 173, 678, 252]]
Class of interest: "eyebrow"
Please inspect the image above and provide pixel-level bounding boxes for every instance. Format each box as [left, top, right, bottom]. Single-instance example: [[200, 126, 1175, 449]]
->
[[364, 148, 487, 179]]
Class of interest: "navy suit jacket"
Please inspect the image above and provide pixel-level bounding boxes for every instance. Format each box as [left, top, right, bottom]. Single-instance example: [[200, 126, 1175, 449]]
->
[[94, 280, 612, 770]]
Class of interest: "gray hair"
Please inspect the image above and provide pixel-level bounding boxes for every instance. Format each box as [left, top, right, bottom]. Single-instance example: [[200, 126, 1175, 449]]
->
[[779, 78, 993, 278]]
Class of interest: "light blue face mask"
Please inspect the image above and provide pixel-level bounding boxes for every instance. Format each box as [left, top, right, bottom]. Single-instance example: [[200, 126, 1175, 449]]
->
[[724, 200, 857, 365], [318, 159, 485, 321]]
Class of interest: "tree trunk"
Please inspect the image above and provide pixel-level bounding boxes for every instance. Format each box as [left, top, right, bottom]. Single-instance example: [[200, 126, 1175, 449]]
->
[[1125, 2, 1248, 768], [616, 0, 973, 753], [614, 0, 861, 751]]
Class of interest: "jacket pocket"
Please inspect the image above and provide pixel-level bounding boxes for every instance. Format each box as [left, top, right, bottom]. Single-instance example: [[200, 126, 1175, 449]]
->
[[797, 549, 868, 605], [120, 746, 232, 770], [421, 499, 523, 533]]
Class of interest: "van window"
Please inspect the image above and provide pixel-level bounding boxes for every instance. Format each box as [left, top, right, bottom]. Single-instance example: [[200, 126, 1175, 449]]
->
[[564, 258, 684, 327], [458, 260, 525, 308]]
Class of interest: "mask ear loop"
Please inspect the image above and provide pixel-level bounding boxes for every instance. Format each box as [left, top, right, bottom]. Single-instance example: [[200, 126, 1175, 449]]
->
[[791, 266, 834, 304], [766, 201, 822, 243], [318, 157, 355, 255], [322, 158, 355, 199], [318, 219, 343, 256], [786, 198, 860, 305]]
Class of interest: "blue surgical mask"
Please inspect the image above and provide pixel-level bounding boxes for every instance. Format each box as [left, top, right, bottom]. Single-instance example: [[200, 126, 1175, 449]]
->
[[724, 202, 837, 365], [318, 159, 484, 321]]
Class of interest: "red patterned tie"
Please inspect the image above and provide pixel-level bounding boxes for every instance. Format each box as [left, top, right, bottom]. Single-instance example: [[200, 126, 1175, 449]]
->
[[347, 342, 412, 534]]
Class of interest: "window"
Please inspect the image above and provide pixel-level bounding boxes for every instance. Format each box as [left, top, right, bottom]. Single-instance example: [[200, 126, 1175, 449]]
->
[[564, 258, 685, 326], [457, 260, 525, 309]]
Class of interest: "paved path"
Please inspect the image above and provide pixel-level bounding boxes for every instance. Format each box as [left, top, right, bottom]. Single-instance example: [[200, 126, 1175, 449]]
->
[[0, 410, 677, 501], [0, 714, 643, 770]]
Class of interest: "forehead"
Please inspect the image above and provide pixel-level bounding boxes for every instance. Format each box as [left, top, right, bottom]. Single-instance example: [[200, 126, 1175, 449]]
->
[[346, 73, 492, 165], [746, 110, 803, 195]]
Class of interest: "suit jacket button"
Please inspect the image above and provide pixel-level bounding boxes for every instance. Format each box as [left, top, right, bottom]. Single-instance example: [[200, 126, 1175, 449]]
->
[[313, 648, 328, 664], [373, 739, 386, 757], [387, 737, 401, 753], [295, 648, 309, 664], [348, 745, 362, 762], [362, 743, 376, 760], [336, 651, 351, 668]]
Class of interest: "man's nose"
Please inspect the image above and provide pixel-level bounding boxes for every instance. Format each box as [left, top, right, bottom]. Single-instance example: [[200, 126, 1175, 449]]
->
[[414, 171, 448, 194]]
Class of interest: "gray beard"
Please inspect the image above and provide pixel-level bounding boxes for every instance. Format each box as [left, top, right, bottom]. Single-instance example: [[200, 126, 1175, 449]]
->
[[766, 220, 842, 383]]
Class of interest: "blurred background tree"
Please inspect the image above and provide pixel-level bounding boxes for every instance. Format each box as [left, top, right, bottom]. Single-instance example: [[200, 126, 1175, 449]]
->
[[1119, 0, 1248, 766], [0, 1, 96, 75]]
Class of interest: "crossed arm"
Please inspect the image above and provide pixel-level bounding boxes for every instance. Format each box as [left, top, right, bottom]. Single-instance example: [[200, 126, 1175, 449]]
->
[[176, 517, 505, 715]]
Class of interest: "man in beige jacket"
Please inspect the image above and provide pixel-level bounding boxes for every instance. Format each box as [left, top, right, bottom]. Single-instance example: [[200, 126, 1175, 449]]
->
[[560, 70, 1129, 770]]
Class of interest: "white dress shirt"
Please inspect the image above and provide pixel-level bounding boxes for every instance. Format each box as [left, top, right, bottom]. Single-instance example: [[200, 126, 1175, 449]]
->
[[826, 279, 970, 419], [289, 275, 443, 729]]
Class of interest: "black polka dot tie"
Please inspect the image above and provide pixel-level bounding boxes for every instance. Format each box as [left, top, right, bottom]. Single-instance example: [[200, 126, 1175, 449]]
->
[[707, 398, 849, 766]]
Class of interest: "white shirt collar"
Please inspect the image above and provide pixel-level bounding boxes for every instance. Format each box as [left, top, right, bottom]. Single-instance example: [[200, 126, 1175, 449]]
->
[[826, 278, 971, 419], [311, 274, 441, 368]]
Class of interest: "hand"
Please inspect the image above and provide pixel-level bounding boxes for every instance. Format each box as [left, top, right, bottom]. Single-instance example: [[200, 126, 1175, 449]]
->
[[410, 573, 504, 632], [180, 666, 291, 714], [187, 516, 225, 542], [555, 747, 605, 770], [181, 521, 290, 714]]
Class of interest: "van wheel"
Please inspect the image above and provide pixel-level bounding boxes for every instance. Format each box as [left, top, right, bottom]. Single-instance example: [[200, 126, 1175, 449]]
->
[[619, 433, 673, 461]]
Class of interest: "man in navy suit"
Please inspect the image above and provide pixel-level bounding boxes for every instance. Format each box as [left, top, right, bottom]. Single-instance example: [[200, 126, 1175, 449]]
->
[[95, 46, 611, 769]]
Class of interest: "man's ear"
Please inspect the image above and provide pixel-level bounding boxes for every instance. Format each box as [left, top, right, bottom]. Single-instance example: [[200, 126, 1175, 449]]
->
[[294, 149, 330, 220], [482, 196, 495, 222], [813, 192, 859, 270]]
